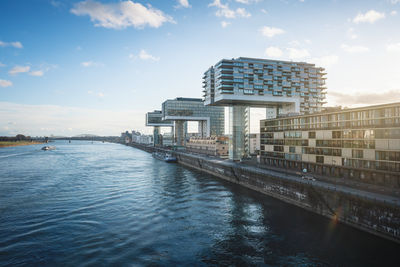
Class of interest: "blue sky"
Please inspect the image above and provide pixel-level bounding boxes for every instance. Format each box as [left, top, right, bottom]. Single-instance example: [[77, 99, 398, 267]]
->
[[1, 0, 400, 136]]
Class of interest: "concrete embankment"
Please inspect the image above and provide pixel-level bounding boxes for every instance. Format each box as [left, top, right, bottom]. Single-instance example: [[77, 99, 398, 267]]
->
[[127, 142, 400, 244]]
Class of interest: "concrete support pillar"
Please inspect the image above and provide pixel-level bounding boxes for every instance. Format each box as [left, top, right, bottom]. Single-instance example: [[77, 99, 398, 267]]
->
[[174, 121, 187, 146], [198, 121, 207, 138], [153, 126, 160, 146], [229, 106, 250, 160]]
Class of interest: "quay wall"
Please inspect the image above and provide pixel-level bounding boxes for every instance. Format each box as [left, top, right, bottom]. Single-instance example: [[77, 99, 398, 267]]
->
[[128, 143, 400, 244]]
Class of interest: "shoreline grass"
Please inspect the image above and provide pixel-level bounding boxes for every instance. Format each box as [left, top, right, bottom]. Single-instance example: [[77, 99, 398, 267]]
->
[[0, 141, 44, 148]]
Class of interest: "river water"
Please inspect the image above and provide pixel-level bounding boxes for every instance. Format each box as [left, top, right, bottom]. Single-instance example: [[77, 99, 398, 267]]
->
[[0, 141, 398, 266]]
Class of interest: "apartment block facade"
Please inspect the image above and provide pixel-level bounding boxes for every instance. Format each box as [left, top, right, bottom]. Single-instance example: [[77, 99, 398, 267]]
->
[[260, 103, 400, 187], [203, 57, 327, 114], [185, 136, 229, 158]]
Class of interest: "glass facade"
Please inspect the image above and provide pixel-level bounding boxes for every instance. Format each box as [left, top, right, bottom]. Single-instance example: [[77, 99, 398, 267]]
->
[[203, 57, 326, 114], [161, 98, 225, 146]]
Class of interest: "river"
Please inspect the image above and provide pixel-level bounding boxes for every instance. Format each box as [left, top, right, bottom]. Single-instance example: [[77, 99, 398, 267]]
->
[[0, 141, 398, 266]]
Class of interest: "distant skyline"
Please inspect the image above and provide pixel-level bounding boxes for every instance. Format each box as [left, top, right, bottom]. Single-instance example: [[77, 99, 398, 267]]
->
[[1, 0, 400, 136]]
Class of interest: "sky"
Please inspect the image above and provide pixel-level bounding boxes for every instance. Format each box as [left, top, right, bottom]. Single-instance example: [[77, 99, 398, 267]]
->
[[1, 0, 400, 136]]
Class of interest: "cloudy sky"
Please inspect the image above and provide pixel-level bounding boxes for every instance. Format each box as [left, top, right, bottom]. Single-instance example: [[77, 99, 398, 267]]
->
[[1, 0, 400, 136]]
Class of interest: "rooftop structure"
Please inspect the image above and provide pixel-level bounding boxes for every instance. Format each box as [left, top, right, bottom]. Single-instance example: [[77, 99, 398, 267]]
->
[[259, 102, 400, 188]]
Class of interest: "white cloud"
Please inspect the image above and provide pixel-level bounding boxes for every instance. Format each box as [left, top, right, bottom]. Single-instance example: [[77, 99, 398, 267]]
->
[[330, 90, 400, 105], [81, 61, 103, 67], [0, 62, 5, 67], [98, 92, 104, 97], [286, 47, 310, 59], [386, 42, 400, 52], [341, 44, 369, 53], [265, 46, 283, 58], [261, 9, 267, 14], [29, 70, 44, 77], [391, 10, 397, 16], [312, 55, 339, 68], [221, 21, 231, 28], [71, 0, 175, 29], [235, 0, 260, 5], [390, 0, 400, 4], [259, 26, 285, 37], [176, 0, 190, 8], [9, 66, 30, 75], [0, 79, 13, 87], [209, 0, 251, 18], [353, 10, 385, 24], [235, 8, 251, 17], [288, 40, 300, 47], [0, 41, 23, 48], [347, 28, 358, 40], [138, 49, 159, 61]]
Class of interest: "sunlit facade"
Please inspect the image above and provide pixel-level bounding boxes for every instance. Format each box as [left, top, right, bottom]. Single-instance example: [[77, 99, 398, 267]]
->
[[161, 98, 224, 146], [203, 57, 327, 160], [185, 136, 229, 158], [260, 103, 400, 187]]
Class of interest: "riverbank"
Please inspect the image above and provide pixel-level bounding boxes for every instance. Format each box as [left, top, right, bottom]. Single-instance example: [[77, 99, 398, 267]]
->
[[0, 141, 44, 148], [126, 142, 400, 244]]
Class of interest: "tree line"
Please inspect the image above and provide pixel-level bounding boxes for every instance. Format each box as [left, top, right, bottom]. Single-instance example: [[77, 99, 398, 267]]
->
[[0, 135, 33, 142]]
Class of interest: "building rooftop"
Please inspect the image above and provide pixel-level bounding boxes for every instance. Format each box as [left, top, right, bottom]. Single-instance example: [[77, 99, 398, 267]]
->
[[173, 97, 203, 102], [263, 102, 400, 121]]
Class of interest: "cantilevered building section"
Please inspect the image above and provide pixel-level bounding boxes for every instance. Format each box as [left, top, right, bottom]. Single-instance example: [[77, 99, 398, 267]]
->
[[161, 98, 224, 146], [203, 57, 327, 113], [145, 110, 174, 146], [203, 57, 327, 160]]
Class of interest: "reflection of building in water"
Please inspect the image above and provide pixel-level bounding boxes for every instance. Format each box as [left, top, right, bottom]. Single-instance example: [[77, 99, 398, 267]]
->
[[260, 102, 400, 187], [186, 136, 229, 158], [161, 98, 224, 146]]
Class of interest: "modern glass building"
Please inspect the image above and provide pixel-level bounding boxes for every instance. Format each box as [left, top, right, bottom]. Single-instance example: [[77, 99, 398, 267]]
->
[[203, 57, 327, 160], [203, 57, 327, 113], [145, 110, 174, 146], [161, 98, 225, 146], [260, 102, 400, 188]]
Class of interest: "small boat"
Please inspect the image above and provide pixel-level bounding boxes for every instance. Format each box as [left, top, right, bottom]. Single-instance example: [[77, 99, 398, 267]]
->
[[164, 153, 177, 163], [152, 152, 177, 163], [41, 146, 56, 151]]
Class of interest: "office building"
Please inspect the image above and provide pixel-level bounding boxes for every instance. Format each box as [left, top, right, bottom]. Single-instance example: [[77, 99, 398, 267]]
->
[[260, 102, 400, 187], [145, 110, 173, 146], [203, 57, 326, 160], [162, 97, 225, 146]]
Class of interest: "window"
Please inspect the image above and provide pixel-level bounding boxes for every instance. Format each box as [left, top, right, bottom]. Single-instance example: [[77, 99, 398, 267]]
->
[[316, 156, 324, 163], [332, 131, 341, 139], [309, 131, 316, 138], [289, 146, 296, 153], [352, 149, 363, 159]]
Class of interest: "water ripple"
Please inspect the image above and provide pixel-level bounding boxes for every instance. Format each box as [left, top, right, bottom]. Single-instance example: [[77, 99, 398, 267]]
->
[[0, 141, 399, 266]]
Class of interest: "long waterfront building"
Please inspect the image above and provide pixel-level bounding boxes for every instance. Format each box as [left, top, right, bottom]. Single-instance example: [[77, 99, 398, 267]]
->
[[260, 102, 400, 188]]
